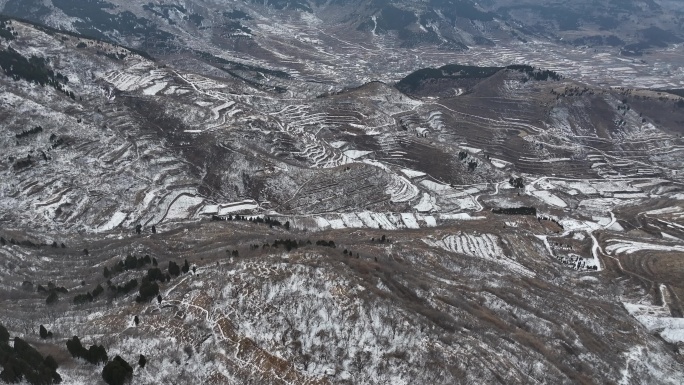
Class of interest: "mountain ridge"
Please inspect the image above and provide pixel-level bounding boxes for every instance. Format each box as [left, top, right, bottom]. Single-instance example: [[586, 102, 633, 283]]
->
[[1, 6, 684, 385]]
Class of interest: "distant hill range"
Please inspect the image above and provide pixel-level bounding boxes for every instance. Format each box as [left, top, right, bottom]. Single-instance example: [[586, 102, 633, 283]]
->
[[2, 0, 682, 85]]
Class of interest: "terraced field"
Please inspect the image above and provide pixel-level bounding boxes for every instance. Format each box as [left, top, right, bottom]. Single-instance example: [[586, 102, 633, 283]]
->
[[1, 15, 684, 385]]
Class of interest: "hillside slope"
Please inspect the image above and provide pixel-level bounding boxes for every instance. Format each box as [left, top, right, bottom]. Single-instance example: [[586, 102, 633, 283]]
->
[[0, 15, 684, 385]]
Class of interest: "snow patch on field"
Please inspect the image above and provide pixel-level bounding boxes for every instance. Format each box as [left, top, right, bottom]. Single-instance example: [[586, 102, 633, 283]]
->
[[618, 345, 684, 385], [218, 201, 259, 215], [356, 212, 380, 228], [341, 213, 365, 228], [593, 216, 612, 227], [593, 181, 641, 193], [661, 232, 682, 241], [99, 211, 127, 232], [343, 150, 373, 159], [143, 81, 167, 95], [414, 193, 435, 212], [103, 67, 166, 92], [371, 212, 397, 230], [608, 221, 625, 231], [425, 233, 534, 277], [437, 213, 484, 220], [421, 180, 451, 192], [166, 195, 204, 220], [645, 207, 682, 215], [624, 302, 684, 343], [211, 101, 236, 119], [327, 217, 346, 229], [385, 175, 419, 203], [421, 215, 437, 227], [605, 240, 684, 255], [459, 145, 482, 154], [401, 169, 426, 178], [287, 210, 481, 231], [490, 158, 509, 168], [578, 198, 629, 212], [200, 200, 260, 215], [559, 218, 602, 232], [401, 213, 420, 229], [532, 190, 567, 208]]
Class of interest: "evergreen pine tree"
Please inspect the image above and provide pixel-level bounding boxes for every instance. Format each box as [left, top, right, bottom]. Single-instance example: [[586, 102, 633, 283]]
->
[[102, 356, 133, 385], [39, 325, 49, 339]]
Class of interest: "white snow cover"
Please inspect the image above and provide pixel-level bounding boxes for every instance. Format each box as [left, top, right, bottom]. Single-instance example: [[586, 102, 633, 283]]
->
[[437, 213, 484, 220], [401, 168, 427, 178], [143, 81, 167, 95], [400, 213, 420, 229], [414, 193, 435, 212], [211, 200, 260, 215], [425, 233, 534, 277], [421, 215, 437, 227], [559, 218, 602, 232], [532, 190, 567, 208], [605, 240, 684, 255], [99, 211, 127, 231], [624, 302, 684, 343], [421, 180, 452, 192], [165, 195, 204, 220], [645, 207, 682, 215], [343, 150, 373, 159], [490, 159, 508, 168], [385, 175, 419, 203]]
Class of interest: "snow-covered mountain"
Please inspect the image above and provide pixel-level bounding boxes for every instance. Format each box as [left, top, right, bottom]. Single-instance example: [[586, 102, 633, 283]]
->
[[2, 0, 683, 87], [1, 5, 684, 385]]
